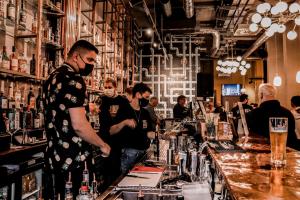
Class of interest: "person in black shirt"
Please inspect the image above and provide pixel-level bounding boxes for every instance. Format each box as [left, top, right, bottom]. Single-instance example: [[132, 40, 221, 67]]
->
[[173, 95, 190, 119], [247, 83, 299, 150], [43, 40, 110, 199], [110, 82, 153, 173], [231, 94, 253, 132], [98, 78, 130, 189]]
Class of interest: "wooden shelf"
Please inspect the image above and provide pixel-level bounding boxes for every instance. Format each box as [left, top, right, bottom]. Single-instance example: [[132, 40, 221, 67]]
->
[[43, 2, 65, 16], [15, 33, 37, 39], [43, 41, 64, 50], [0, 68, 46, 81]]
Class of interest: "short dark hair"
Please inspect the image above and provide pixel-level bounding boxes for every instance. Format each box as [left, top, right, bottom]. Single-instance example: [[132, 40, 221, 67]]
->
[[67, 40, 99, 58], [150, 96, 158, 102], [177, 95, 186, 103], [132, 82, 152, 97], [240, 94, 248, 102], [125, 87, 133, 95], [291, 96, 300, 107], [104, 78, 117, 88]]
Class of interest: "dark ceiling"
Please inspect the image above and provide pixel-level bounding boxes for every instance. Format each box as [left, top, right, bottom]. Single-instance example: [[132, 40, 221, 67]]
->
[[123, 0, 266, 59]]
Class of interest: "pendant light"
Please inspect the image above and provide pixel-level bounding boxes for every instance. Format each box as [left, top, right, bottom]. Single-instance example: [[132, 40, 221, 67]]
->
[[296, 71, 300, 83], [273, 33, 282, 86]]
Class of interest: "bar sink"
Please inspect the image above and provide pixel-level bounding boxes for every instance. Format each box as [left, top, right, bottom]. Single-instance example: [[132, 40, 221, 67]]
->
[[115, 191, 180, 200]]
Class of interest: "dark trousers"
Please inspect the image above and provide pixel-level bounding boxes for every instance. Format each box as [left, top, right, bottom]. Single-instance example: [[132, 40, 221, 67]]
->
[[44, 167, 84, 200]]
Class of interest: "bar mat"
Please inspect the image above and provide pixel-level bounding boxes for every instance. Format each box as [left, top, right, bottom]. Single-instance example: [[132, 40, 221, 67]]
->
[[208, 140, 246, 153]]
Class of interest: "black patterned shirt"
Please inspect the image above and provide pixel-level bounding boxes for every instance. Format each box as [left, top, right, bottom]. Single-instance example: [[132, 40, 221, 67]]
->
[[43, 63, 91, 172]]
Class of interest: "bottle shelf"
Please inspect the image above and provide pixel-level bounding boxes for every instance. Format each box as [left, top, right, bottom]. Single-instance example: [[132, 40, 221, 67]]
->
[[43, 2, 65, 17], [15, 33, 38, 39], [42, 41, 64, 51], [0, 68, 46, 81]]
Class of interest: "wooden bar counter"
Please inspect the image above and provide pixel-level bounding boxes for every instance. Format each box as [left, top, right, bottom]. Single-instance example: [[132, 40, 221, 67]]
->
[[207, 136, 300, 200]]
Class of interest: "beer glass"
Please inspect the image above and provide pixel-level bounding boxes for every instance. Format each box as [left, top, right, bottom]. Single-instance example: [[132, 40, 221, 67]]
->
[[269, 117, 288, 167]]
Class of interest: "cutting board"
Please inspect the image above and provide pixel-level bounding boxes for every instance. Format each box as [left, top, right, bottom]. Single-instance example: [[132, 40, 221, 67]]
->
[[117, 171, 163, 188]]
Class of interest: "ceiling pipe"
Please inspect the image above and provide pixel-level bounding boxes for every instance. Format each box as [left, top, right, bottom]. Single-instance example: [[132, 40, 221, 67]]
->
[[161, 0, 172, 17], [242, 33, 269, 58], [192, 28, 220, 57], [184, 0, 194, 18]]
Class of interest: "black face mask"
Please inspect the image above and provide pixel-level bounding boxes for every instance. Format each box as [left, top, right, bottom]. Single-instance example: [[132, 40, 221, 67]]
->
[[139, 98, 149, 107], [78, 54, 94, 76]]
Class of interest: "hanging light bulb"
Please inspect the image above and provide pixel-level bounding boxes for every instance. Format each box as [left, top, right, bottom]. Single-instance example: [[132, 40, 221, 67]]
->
[[216, 66, 221, 71], [271, 6, 280, 15], [241, 60, 246, 65], [287, 30, 297, 40], [251, 13, 262, 24], [237, 56, 242, 61], [273, 75, 282, 86], [249, 23, 259, 32], [261, 17, 272, 28], [217, 60, 222, 65], [295, 16, 300, 25], [265, 27, 275, 37], [241, 69, 247, 76], [296, 71, 300, 83], [270, 23, 279, 32], [245, 63, 251, 69], [289, 2, 300, 13], [277, 24, 286, 33], [257, 3, 271, 14], [276, 1, 288, 13]]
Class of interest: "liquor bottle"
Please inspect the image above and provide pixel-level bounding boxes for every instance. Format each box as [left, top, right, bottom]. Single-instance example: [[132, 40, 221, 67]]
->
[[153, 131, 160, 159], [82, 161, 89, 185], [65, 172, 73, 200], [91, 173, 98, 198], [56, 0, 62, 10], [8, 82, 15, 109], [15, 84, 21, 109], [54, 30, 60, 45], [0, 80, 8, 109], [19, 0, 26, 31], [137, 184, 144, 200], [6, 0, 15, 26], [18, 52, 27, 73], [30, 54, 36, 75], [7, 105, 15, 131], [23, 106, 33, 129], [10, 46, 18, 72], [36, 88, 43, 111], [27, 87, 35, 109], [2, 46, 10, 70], [0, 0, 5, 28], [34, 111, 40, 128], [32, 14, 37, 34]]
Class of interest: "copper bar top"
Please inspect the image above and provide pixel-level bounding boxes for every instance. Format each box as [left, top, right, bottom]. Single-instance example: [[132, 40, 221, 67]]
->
[[208, 137, 300, 200]]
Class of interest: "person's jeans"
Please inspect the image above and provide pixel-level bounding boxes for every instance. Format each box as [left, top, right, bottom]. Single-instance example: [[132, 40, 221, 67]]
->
[[120, 148, 145, 174]]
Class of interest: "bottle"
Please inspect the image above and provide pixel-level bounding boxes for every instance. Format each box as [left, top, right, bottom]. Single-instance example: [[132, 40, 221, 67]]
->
[[0, 0, 5, 28], [10, 46, 18, 72], [82, 161, 89, 185], [18, 52, 27, 73], [27, 87, 35, 109], [6, 0, 15, 25], [24, 106, 33, 129], [153, 131, 160, 160], [15, 84, 21, 109], [65, 172, 73, 200], [34, 111, 40, 128], [0, 80, 8, 109], [91, 173, 98, 199], [8, 82, 15, 109], [30, 54, 36, 75], [36, 88, 43, 111], [32, 14, 37, 33], [54, 30, 60, 45], [19, 0, 26, 31], [2, 46, 10, 70], [137, 184, 144, 200]]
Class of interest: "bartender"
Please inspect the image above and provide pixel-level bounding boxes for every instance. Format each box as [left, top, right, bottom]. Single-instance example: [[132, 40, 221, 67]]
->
[[99, 78, 130, 189], [43, 40, 110, 199], [173, 95, 190, 119], [109, 82, 153, 173]]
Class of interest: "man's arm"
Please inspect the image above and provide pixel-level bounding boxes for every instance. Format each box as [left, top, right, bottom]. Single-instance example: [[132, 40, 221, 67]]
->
[[109, 119, 136, 135], [69, 107, 110, 156]]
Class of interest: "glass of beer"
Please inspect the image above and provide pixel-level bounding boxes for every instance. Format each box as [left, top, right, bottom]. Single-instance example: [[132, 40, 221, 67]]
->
[[269, 117, 288, 167]]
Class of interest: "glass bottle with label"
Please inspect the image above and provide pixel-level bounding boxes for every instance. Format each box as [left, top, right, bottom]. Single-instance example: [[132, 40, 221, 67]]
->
[[19, 0, 26, 31], [27, 87, 35, 109], [0, 80, 7, 109], [32, 14, 37, 33], [6, 0, 15, 26], [18, 52, 27, 73], [2, 46, 10, 70], [30, 54, 36, 75], [10, 46, 18, 72], [65, 172, 73, 200]]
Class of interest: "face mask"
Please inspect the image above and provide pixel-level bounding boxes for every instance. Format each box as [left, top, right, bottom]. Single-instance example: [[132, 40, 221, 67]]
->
[[104, 89, 115, 97], [78, 54, 94, 76], [139, 98, 149, 107]]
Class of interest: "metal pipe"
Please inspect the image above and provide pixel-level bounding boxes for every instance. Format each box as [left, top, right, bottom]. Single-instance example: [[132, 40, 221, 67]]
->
[[184, 0, 194, 18], [192, 29, 220, 57], [243, 33, 269, 58], [161, 0, 172, 17]]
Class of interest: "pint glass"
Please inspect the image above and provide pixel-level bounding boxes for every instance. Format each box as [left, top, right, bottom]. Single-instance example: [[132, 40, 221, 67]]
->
[[269, 117, 288, 167]]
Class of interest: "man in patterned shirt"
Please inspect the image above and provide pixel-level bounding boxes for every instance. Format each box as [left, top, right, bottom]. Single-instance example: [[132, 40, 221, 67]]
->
[[43, 40, 110, 199]]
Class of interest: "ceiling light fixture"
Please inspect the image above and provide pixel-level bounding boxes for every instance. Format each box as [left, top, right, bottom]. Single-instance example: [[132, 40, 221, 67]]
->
[[145, 28, 153, 36], [296, 71, 300, 83], [250, 1, 300, 40]]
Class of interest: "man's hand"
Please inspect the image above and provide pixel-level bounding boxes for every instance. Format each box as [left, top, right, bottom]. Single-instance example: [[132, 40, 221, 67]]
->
[[100, 142, 111, 157], [124, 119, 136, 129]]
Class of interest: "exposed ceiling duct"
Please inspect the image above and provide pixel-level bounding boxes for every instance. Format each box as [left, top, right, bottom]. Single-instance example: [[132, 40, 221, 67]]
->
[[243, 33, 269, 58], [192, 28, 220, 57], [161, 0, 172, 17], [184, 0, 194, 19]]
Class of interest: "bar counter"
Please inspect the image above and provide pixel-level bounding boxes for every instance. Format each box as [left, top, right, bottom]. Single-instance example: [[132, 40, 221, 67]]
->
[[208, 136, 300, 200]]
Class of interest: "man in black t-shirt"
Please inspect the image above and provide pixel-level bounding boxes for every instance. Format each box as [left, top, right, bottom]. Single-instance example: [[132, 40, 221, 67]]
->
[[43, 40, 110, 199], [98, 78, 130, 189], [173, 95, 190, 119], [110, 83, 153, 173]]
